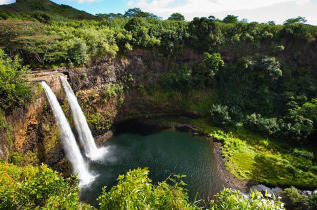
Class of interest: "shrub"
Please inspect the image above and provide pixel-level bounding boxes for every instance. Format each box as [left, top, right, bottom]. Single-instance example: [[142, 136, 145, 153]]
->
[[293, 148, 314, 160], [0, 49, 32, 110], [0, 162, 85, 209], [210, 188, 284, 209], [103, 83, 124, 100], [281, 187, 309, 209], [244, 113, 280, 136], [97, 168, 197, 209], [210, 104, 232, 126], [308, 193, 317, 210]]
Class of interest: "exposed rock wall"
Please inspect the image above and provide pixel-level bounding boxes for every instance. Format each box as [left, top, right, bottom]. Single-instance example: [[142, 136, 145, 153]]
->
[[0, 71, 69, 171], [0, 45, 316, 175], [0, 48, 187, 171]]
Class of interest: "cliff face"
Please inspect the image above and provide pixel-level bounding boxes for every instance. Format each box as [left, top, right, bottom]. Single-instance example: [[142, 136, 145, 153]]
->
[[0, 48, 193, 172], [0, 71, 69, 172], [0, 45, 316, 173]]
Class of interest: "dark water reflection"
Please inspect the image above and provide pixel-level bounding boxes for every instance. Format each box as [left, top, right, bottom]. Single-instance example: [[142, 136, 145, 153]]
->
[[80, 125, 226, 206]]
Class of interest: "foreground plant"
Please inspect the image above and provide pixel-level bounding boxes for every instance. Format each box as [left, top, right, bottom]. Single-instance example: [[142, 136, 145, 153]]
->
[[0, 162, 87, 209], [98, 167, 197, 210], [210, 188, 285, 210]]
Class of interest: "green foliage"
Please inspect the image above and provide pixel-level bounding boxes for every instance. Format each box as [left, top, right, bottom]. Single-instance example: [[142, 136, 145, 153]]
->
[[159, 53, 224, 91], [168, 13, 185, 21], [210, 104, 232, 126], [98, 168, 197, 210], [201, 52, 224, 77], [284, 16, 307, 25], [222, 15, 239, 24], [9, 151, 38, 166], [293, 148, 314, 160], [308, 193, 317, 210], [0, 109, 13, 149], [31, 11, 52, 23], [189, 118, 317, 188], [124, 8, 160, 19], [0, 162, 85, 209], [0, 49, 32, 110], [87, 112, 112, 132], [244, 113, 280, 136], [0, 0, 95, 20], [159, 64, 193, 91], [188, 17, 223, 52], [210, 188, 284, 209], [282, 187, 309, 209], [103, 83, 124, 100], [218, 55, 282, 116]]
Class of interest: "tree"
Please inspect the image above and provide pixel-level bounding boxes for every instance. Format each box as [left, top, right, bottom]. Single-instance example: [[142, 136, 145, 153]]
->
[[208, 15, 216, 20], [284, 16, 307, 25], [14, 34, 61, 66], [124, 8, 160, 19], [96, 13, 123, 19], [0, 49, 32, 110], [202, 52, 224, 76], [0, 21, 44, 56], [223, 15, 238, 23], [168, 13, 185, 21], [188, 17, 223, 52], [210, 104, 232, 126], [267, 21, 276, 25]]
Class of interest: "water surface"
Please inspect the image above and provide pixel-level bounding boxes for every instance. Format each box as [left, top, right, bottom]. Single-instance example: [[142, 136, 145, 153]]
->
[[81, 127, 226, 206]]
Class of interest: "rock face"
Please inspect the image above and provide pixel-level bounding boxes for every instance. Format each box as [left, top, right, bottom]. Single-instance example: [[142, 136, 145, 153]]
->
[[0, 71, 69, 172], [0, 48, 196, 173]]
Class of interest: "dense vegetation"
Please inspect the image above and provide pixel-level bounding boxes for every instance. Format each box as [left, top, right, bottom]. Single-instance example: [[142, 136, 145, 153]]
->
[[0, 0, 317, 208], [0, 163, 285, 209], [0, 162, 86, 209], [0, 49, 31, 110], [1, 6, 316, 144]]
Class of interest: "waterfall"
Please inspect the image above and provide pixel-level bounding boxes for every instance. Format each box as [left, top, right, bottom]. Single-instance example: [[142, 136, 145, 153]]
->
[[60, 76, 106, 160], [41, 81, 94, 187]]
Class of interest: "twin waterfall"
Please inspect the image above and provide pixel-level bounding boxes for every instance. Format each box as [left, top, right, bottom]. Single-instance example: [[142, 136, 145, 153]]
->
[[60, 77, 105, 160], [41, 77, 105, 187]]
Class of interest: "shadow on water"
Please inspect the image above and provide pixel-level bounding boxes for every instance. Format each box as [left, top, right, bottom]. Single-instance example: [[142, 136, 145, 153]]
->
[[113, 120, 162, 136], [80, 121, 227, 207]]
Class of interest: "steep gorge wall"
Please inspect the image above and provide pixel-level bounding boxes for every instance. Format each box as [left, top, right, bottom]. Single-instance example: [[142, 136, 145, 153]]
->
[[0, 48, 197, 171], [0, 43, 316, 172], [0, 72, 70, 172]]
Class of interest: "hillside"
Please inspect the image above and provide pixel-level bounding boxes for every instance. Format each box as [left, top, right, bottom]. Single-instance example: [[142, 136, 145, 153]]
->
[[0, 6, 317, 209], [0, 0, 94, 20]]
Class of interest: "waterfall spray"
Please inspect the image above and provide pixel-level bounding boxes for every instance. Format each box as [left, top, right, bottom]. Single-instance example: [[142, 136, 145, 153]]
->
[[60, 76, 106, 160], [41, 81, 94, 187]]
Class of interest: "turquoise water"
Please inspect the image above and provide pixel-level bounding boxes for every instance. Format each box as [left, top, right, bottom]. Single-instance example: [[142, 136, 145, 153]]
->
[[80, 129, 226, 206]]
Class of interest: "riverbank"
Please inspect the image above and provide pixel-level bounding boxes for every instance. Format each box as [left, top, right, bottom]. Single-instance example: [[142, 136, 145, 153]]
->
[[119, 117, 317, 192], [157, 121, 249, 193]]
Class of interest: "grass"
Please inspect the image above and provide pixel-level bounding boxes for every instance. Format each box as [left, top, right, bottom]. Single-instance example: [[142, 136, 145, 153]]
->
[[155, 116, 317, 189], [190, 118, 317, 189], [143, 87, 317, 189]]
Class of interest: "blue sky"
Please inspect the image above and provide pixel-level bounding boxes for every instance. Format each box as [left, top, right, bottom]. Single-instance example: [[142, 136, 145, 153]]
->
[[1, 0, 317, 25]]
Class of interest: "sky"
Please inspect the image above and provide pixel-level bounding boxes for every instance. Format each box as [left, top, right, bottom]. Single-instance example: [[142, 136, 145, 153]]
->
[[1, 0, 317, 25]]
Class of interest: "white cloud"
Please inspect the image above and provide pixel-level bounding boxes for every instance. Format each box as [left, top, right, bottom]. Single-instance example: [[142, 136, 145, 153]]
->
[[0, 0, 15, 5], [128, 0, 312, 20], [127, 0, 134, 7]]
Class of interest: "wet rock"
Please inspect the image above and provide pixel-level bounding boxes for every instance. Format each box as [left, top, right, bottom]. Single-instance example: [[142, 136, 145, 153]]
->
[[95, 131, 113, 147]]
